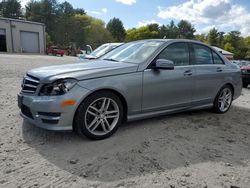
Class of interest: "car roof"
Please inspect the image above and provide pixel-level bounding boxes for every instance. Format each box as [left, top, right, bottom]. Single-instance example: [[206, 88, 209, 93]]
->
[[133, 38, 205, 45]]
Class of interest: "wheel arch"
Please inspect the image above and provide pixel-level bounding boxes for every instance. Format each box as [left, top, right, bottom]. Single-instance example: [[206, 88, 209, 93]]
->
[[224, 83, 234, 96], [73, 88, 128, 131]]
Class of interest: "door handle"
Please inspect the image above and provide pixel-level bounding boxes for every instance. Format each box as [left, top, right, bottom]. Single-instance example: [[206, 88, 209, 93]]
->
[[217, 67, 223, 72], [184, 70, 192, 76]]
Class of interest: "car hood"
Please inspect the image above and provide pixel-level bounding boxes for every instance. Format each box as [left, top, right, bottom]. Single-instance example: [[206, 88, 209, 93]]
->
[[27, 60, 138, 83]]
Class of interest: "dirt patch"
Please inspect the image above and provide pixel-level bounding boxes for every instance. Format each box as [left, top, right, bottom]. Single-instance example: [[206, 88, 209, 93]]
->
[[0, 54, 250, 187]]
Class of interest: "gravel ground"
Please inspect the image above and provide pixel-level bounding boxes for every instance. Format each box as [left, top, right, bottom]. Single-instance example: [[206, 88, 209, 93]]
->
[[0, 54, 250, 188]]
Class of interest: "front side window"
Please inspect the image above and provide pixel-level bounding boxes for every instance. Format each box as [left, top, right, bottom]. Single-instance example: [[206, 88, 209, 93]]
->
[[156, 42, 190, 66], [193, 44, 213, 65], [212, 51, 224, 64]]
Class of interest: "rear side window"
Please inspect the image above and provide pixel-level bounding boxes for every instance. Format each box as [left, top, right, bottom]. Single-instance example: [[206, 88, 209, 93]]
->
[[212, 51, 224, 64], [193, 44, 213, 65], [157, 42, 189, 66]]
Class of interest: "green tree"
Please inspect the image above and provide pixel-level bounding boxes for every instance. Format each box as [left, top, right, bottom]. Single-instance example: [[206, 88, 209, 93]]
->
[[223, 31, 246, 59], [224, 42, 234, 52], [0, 0, 22, 19], [195, 34, 207, 43], [126, 26, 158, 41], [45, 32, 53, 47], [244, 36, 250, 60], [25, 0, 57, 40], [177, 20, 196, 39], [148, 23, 159, 33], [85, 18, 114, 48], [74, 8, 86, 15], [159, 21, 178, 39], [106, 17, 126, 41], [54, 1, 75, 45], [207, 28, 219, 46]]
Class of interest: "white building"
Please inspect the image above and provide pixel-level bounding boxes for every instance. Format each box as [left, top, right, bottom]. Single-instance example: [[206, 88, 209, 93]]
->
[[0, 17, 46, 54]]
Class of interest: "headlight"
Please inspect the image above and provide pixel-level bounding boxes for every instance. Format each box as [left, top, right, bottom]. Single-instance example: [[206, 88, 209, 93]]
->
[[39, 78, 78, 96]]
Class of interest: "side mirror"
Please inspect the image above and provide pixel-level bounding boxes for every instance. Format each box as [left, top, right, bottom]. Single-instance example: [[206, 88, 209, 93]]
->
[[155, 59, 174, 70]]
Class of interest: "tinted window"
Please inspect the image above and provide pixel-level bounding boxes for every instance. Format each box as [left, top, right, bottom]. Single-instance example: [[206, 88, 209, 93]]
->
[[212, 51, 224, 64], [193, 44, 213, 64], [157, 43, 189, 66]]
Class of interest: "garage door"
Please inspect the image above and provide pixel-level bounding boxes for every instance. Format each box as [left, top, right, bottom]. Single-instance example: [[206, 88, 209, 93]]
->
[[20, 31, 39, 53]]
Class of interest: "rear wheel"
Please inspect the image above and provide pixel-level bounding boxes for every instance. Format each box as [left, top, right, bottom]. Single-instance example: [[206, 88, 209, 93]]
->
[[213, 85, 233, 113], [74, 91, 123, 140], [243, 82, 248, 88]]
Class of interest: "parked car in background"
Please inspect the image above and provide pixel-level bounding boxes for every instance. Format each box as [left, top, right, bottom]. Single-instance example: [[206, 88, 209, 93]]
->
[[241, 65, 250, 88], [46, 46, 64, 56], [79, 43, 123, 60], [18, 39, 242, 140], [232, 60, 250, 67]]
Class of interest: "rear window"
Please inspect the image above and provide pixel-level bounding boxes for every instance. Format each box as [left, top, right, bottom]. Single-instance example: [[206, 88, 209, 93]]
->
[[212, 51, 224, 64], [193, 44, 213, 65]]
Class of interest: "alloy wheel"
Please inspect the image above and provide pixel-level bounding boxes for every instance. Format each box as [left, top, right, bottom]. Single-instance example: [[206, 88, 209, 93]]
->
[[218, 88, 232, 112], [84, 97, 120, 136]]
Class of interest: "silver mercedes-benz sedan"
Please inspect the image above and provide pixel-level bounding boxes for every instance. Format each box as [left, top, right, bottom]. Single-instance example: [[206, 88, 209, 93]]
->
[[18, 39, 242, 140]]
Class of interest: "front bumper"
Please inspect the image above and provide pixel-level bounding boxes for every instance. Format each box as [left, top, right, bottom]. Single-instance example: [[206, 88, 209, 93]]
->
[[18, 84, 91, 131], [242, 73, 250, 84]]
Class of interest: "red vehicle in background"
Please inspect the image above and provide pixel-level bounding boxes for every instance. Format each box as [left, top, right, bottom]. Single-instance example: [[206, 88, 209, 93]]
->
[[46, 46, 64, 56]]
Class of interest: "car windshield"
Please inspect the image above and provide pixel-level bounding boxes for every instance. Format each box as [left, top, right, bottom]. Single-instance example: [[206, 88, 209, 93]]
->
[[91, 44, 114, 58], [101, 41, 164, 64]]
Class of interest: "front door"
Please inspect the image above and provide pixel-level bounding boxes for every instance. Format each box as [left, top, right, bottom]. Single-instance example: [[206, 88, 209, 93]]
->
[[142, 42, 195, 112]]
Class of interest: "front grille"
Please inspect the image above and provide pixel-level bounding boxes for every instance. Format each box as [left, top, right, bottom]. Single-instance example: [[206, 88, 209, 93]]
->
[[21, 104, 33, 119], [21, 74, 40, 94]]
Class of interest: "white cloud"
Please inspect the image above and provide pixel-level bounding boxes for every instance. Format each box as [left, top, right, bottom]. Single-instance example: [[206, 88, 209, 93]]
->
[[157, 0, 250, 36], [88, 8, 108, 15], [102, 8, 108, 13], [20, 0, 29, 7], [137, 20, 162, 27], [89, 10, 101, 15], [116, 0, 136, 5]]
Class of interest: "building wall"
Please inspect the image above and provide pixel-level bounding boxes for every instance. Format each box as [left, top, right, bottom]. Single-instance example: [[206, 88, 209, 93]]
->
[[0, 18, 45, 54]]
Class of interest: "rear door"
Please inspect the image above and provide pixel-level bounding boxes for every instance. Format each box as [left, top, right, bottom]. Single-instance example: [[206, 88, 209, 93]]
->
[[142, 42, 195, 112], [191, 43, 226, 105]]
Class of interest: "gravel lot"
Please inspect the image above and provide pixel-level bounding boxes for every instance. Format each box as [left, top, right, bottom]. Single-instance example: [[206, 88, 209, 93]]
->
[[0, 54, 250, 188]]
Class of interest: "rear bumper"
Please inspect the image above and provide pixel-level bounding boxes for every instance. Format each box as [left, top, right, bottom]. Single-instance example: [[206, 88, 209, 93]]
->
[[18, 84, 91, 131]]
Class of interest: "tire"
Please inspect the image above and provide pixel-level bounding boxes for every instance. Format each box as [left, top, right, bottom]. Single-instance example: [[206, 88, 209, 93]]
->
[[74, 91, 124, 140], [243, 82, 248, 88], [213, 85, 233, 114]]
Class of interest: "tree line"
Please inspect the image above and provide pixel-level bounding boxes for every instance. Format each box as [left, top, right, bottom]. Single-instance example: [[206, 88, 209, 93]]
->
[[0, 0, 249, 59]]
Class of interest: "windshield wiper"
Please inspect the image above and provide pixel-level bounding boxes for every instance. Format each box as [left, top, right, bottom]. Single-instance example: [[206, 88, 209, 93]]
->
[[103, 58, 119, 62]]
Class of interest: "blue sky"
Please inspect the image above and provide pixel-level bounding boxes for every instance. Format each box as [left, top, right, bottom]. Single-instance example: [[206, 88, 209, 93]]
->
[[21, 0, 250, 36]]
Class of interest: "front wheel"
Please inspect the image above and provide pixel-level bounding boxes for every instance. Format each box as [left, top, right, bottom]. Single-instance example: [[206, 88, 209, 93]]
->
[[74, 91, 123, 140], [213, 85, 233, 113]]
